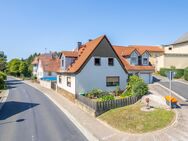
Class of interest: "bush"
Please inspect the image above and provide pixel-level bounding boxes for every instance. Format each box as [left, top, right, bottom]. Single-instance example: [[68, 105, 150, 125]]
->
[[160, 68, 184, 78], [184, 67, 188, 81], [120, 91, 133, 98], [98, 95, 115, 102], [174, 69, 184, 78], [0, 71, 7, 80], [86, 89, 108, 99], [159, 68, 171, 76], [132, 81, 148, 97], [0, 76, 5, 89]]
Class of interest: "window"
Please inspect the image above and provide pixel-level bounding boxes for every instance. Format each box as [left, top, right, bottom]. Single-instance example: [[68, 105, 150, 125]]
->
[[62, 59, 64, 67], [59, 76, 62, 84], [131, 57, 137, 65], [48, 72, 52, 76], [106, 76, 119, 87], [67, 77, 71, 87], [94, 58, 101, 66], [143, 58, 148, 65], [168, 47, 172, 50], [108, 58, 114, 66]]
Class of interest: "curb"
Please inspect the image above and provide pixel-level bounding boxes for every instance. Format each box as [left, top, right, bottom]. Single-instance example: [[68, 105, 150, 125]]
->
[[156, 83, 187, 101], [23, 81, 99, 141], [0, 89, 9, 111]]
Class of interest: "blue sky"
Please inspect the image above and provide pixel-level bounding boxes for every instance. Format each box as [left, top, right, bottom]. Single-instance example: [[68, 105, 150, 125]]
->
[[1, 0, 188, 60]]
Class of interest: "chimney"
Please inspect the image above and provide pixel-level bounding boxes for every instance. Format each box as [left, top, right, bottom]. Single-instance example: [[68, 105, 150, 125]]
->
[[77, 42, 82, 48]]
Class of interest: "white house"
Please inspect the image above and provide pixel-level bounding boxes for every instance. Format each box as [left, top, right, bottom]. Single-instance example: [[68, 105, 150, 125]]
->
[[57, 35, 162, 97], [32, 53, 60, 80]]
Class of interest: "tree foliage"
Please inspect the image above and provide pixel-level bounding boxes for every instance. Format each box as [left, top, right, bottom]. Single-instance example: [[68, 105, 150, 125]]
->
[[0, 52, 7, 72]]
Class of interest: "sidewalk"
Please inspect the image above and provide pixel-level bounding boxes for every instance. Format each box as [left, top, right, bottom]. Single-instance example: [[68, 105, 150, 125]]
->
[[0, 89, 9, 111], [24, 80, 188, 141]]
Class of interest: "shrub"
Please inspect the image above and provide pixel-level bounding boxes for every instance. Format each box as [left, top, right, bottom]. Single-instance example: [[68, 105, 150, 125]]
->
[[160, 68, 184, 78], [0, 76, 5, 89], [174, 69, 184, 78], [0, 71, 7, 80], [132, 81, 148, 97], [120, 91, 133, 98], [126, 75, 144, 95], [184, 67, 188, 81], [86, 89, 106, 99], [159, 68, 171, 76], [98, 95, 115, 102]]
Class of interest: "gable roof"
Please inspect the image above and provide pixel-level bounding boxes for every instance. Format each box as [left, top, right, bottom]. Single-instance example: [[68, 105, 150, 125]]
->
[[113, 46, 155, 71], [113, 45, 163, 57], [32, 53, 60, 72], [65, 35, 105, 73]]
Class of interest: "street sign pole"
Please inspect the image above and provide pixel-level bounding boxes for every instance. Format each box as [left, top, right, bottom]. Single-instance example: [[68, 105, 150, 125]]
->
[[169, 71, 172, 109]]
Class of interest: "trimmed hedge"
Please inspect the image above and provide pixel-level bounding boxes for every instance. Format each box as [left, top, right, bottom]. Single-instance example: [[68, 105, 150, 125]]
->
[[184, 68, 188, 81], [160, 68, 184, 79]]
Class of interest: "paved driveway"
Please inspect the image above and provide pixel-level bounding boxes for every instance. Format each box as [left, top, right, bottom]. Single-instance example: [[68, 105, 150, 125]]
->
[[0, 77, 87, 141], [159, 81, 188, 100]]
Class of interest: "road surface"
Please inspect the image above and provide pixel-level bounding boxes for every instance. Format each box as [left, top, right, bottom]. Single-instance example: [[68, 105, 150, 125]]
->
[[0, 77, 87, 141]]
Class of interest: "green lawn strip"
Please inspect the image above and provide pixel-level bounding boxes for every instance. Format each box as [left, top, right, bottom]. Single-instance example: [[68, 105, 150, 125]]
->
[[99, 102, 175, 133]]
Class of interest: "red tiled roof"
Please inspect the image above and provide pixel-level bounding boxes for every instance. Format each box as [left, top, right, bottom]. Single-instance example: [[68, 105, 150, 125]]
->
[[113, 45, 164, 56], [66, 35, 105, 73], [32, 54, 60, 72], [113, 46, 155, 71], [62, 51, 78, 57]]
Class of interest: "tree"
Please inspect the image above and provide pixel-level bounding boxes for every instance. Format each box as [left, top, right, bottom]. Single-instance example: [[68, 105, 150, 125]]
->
[[0, 52, 7, 72], [19, 61, 28, 77], [7, 59, 21, 76]]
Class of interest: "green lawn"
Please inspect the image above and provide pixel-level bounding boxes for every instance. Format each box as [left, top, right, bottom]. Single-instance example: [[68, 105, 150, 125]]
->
[[99, 102, 175, 133]]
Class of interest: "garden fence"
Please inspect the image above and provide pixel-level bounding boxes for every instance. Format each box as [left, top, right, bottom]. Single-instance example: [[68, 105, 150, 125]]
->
[[76, 94, 141, 116]]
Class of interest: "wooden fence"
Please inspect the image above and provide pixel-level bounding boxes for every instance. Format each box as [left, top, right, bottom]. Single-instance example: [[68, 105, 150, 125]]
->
[[76, 94, 141, 116]]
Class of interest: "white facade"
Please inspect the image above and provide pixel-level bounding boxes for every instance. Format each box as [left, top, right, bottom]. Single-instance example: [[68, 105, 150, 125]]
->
[[36, 60, 57, 80], [75, 57, 128, 94], [57, 57, 128, 95]]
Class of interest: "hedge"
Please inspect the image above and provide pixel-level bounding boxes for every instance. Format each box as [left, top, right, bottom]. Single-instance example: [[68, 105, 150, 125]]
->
[[0, 77, 5, 89], [0, 72, 7, 80], [159, 68, 184, 79], [184, 68, 188, 81]]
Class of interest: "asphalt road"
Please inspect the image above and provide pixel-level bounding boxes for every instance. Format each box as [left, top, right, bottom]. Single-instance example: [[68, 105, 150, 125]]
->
[[0, 77, 87, 141], [160, 81, 188, 100]]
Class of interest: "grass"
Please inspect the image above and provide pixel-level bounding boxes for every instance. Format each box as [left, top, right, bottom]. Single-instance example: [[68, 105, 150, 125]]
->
[[99, 102, 175, 133]]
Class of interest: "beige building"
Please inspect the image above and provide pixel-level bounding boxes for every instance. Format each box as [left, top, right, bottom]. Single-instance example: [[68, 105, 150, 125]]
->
[[156, 33, 188, 71]]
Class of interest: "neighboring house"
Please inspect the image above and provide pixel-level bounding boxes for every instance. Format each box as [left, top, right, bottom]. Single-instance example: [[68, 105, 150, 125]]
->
[[57, 35, 161, 97], [32, 53, 60, 80], [157, 32, 188, 70]]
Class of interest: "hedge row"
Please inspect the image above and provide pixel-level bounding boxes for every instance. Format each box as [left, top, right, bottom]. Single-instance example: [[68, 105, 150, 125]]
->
[[0, 72, 7, 89], [159, 68, 184, 79], [184, 68, 188, 81]]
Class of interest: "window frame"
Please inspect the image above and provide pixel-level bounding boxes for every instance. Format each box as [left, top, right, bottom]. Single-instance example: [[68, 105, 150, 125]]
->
[[106, 76, 120, 87], [67, 76, 71, 87], [94, 57, 101, 66], [108, 58, 114, 66]]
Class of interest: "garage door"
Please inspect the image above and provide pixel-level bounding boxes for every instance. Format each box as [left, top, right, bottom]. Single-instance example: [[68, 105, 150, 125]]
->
[[139, 73, 150, 84]]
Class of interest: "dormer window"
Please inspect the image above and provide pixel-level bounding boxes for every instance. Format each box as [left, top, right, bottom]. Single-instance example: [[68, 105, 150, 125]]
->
[[142, 52, 149, 65], [143, 58, 148, 65], [130, 51, 138, 65], [131, 57, 137, 64]]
